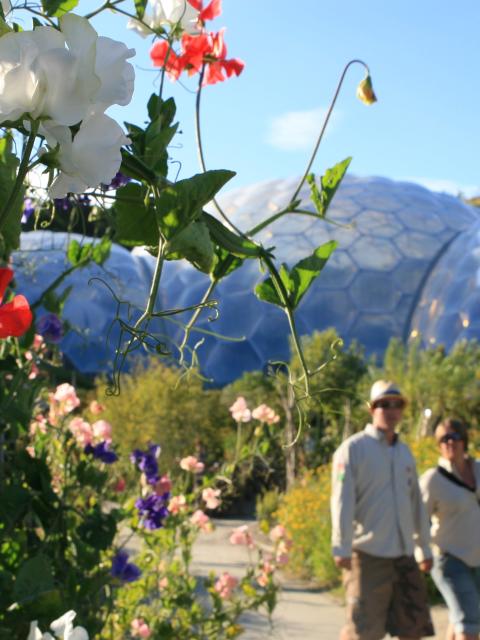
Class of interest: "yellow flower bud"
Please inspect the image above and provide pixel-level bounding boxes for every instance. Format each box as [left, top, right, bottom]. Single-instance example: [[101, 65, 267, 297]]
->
[[356, 74, 377, 105]]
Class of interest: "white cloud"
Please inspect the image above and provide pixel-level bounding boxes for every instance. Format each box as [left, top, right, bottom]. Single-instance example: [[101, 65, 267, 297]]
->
[[265, 107, 340, 151], [403, 176, 480, 199]]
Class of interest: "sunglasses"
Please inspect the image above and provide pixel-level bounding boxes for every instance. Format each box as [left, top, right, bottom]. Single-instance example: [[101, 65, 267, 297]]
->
[[373, 399, 405, 410], [438, 432, 463, 445]]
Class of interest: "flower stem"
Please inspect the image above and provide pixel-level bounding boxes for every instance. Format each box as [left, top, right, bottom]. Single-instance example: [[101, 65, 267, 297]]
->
[[289, 59, 370, 205], [178, 278, 216, 365], [0, 124, 38, 235]]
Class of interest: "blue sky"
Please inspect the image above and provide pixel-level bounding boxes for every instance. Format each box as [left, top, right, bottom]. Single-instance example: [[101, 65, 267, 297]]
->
[[87, 0, 480, 197]]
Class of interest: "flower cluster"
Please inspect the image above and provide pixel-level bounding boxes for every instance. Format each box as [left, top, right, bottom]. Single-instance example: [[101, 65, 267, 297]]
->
[[130, 617, 152, 638], [229, 396, 281, 426], [147, 0, 244, 85], [28, 610, 88, 640], [131, 444, 170, 529], [131, 444, 161, 484], [0, 14, 134, 197], [0, 267, 32, 339], [135, 493, 169, 529], [214, 571, 238, 599]]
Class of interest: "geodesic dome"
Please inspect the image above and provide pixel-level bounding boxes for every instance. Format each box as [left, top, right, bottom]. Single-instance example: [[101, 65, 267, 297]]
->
[[13, 175, 480, 384]]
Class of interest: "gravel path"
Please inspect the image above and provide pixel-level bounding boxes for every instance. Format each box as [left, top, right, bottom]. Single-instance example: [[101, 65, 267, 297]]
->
[[191, 518, 450, 640]]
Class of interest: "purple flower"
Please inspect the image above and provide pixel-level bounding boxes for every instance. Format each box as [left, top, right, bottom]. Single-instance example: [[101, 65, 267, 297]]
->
[[135, 493, 169, 530], [54, 197, 73, 215], [130, 444, 161, 484], [102, 172, 130, 191], [22, 198, 35, 224], [37, 313, 63, 343], [84, 441, 118, 464], [111, 550, 141, 582]]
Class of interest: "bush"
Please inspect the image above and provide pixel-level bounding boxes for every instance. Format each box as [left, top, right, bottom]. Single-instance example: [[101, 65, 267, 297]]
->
[[256, 488, 282, 532]]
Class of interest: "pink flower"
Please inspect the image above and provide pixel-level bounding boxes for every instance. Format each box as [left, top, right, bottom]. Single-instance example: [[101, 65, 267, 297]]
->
[[180, 455, 205, 473], [256, 561, 274, 587], [69, 417, 93, 447], [131, 618, 152, 638], [26, 445, 35, 458], [33, 334, 45, 351], [155, 474, 172, 495], [229, 396, 251, 423], [158, 576, 169, 590], [269, 524, 287, 543], [92, 419, 112, 443], [214, 572, 238, 599], [114, 478, 126, 493], [29, 414, 48, 436], [25, 351, 40, 379], [202, 487, 221, 510], [89, 400, 105, 415], [275, 540, 292, 565], [229, 524, 255, 548], [53, 383, 80, 413], [168, 494, 187, 514], [252, 404, 280, 425], [190, 509, 212, 532]]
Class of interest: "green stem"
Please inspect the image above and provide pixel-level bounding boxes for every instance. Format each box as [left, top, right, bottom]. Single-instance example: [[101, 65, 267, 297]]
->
[[178, 278, 217, 365], [289, 58, 370, 205], [0, 125, 38, 235]]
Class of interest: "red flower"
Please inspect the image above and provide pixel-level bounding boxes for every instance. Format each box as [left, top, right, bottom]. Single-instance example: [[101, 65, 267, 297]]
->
[[0, 267, 32, 339], [182, 29, 244, 85], [150, 40, 186, 80], [188, 0, 222, 23]]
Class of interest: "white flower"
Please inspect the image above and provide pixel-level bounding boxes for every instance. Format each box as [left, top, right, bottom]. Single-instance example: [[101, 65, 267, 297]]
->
[[44, 114, 130, 198], [27, 611, 88, 640], [0, 13, 134, 125], [128, 0, 199, 37]]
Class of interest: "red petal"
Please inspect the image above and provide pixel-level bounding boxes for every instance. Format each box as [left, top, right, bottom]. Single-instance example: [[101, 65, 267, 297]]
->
[[187, 0, 202, 9], [222, 57, 244, 78], [0, 295, 33, 338], [0, 267, 13, 303], [199, 0, 222, 22], [203, 61, 225, 85], [150, 41, 184, 79]]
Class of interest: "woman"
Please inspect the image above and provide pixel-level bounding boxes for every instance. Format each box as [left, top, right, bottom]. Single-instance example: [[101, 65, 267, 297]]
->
[[420, 418, 480, 640]]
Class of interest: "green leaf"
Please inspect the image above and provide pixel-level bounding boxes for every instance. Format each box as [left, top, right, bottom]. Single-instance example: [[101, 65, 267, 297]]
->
[[77, 508, 117, 550], [135, 0, 148, 19], [166, 221, 214, 273], [210, 248, 244, 281], [113, 183, 159, 246], [290, 240, 338, 307], [0, 136, 22, 257], [13, 555, 54, 604], [157, 170, 235, 239], [41, 0, 78, 16], [67, 237, 111, 267], [91, 236, 112, 265], [203, 212, 264, 259], [255, 278, 284, 308], [0, 485, 30, 528], [307, 157, 351, 218]]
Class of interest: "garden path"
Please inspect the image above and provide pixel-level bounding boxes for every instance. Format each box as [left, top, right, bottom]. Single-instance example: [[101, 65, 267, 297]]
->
[[192, 518, 450, 640]]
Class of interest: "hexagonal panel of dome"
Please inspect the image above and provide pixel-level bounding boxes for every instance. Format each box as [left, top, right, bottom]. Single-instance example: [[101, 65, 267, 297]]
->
[[13, 175, 479, 386]]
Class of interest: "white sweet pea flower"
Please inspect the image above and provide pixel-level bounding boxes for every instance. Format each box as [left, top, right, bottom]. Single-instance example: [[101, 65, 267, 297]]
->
[[27, 611, 88, 639], [1, 0, 11, 16], [0, 13, 135, 125], [128, 0, 199, 37], [44, 114, 130, 198]]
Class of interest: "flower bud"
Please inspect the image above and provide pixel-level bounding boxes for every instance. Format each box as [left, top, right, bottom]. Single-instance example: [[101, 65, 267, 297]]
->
[[356, 74, 377, 105]]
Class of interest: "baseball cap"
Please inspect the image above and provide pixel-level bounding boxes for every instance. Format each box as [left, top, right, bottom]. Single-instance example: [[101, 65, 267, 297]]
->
[[369, 380, 406, 407]]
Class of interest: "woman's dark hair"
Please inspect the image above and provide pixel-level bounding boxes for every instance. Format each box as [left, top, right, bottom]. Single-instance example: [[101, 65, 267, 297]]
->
[[436, 417, 469, 448]]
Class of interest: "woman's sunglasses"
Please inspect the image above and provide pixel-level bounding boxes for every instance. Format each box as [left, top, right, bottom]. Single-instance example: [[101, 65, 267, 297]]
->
[[438, 432, 463, 445], [372, 399, 405, 410]]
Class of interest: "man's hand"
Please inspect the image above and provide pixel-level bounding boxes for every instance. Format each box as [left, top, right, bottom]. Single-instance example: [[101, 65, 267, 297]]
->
[[418, 558, 433, 573], [334, 556, 352, 570]]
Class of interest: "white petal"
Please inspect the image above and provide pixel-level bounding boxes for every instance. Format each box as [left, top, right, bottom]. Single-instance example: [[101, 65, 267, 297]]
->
[[50, 610, 76, 636], [48, 172, 88, 199], [67, 627, 89, 640], [27, 621, 43, 640], [127, 16, 154, 38], [93, 37, 135, 111]]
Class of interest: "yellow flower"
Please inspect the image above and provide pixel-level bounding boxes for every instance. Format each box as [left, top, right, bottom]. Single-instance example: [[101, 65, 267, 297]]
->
[[356, 74, 377, 105]]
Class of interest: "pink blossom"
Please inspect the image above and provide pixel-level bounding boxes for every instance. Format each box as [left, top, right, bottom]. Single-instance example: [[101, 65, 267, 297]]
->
[[114, 478, 126, 492], [214, 572, 238, 599], [180, 455, 205, 473], [25, 351, 40, 379], [168, 494, 187, 514], [26, 445, 35, 458], [32, 334, 45, 351], [131, 618, 152, 638], [269, 524, 287, 543], [229, 524, 255, 548], [252, 403, 280, 425], [92, 419, 112, 442], [158, 576, 169, 590], [275, 540, 292, 565], [89, 400, 105, 415], [190, 509, 212, 532], [202, 487, 221, 510], [29, 414, 48, 436], [53, 383, 80, 413], [69, 417, 93, 447], [257, 561, 274, 587], [229, 396, 251, 422], [155, 474, 172, 495]]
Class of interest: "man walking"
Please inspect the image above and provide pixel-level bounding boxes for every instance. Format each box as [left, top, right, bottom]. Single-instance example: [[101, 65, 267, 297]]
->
[[331, 380, 434, 640]]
